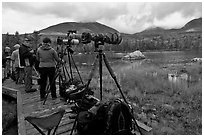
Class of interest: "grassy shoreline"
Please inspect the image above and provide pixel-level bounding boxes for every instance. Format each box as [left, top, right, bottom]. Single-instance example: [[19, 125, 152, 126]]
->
[[79, 60, 202, 135]]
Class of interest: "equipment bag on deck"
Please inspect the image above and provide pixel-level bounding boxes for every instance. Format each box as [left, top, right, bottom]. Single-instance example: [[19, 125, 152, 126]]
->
[[76, 99, 133, 135]]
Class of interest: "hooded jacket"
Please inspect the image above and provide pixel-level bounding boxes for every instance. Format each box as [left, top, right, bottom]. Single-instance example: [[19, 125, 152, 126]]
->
[[36, 44, 60, 68], [19, 44, 35, 67]]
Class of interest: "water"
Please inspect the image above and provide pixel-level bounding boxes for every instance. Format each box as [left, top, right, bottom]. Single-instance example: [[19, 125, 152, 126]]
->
[[71, 50, 201, 66], [142, 50, 202, 65], [64, 50, 201, 88]]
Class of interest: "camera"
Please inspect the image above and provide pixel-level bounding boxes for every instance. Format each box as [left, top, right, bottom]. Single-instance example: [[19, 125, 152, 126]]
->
[[57, 30, 81, 46], [57, 30, 122, 46]]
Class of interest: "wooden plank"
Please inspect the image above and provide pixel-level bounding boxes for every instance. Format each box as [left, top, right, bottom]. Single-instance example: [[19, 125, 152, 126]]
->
[[2, 86, 18, 98], [2, 86, 19, 92], [6, 77, 152, 135], [136, 120, 152, 132], [58, 128, 73, 135], [17, 88, 26, 135], [56, 124, 73, 135]]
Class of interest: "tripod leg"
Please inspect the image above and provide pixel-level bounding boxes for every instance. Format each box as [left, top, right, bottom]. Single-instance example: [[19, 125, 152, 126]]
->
[[70, 115, 78, 135], [62, 65, 67, 81], [43, 83, 50, 105], [102, 53, 142, 135], [99, 50, 103, 100], [102, 53, 128, 104], [59, 74, 63, 97], [67, 50, 73, 81], [70, 54, 84, 85], [86, 54, 99, 87], [132, 115, 143, 135], [63, 64, 71, 80]]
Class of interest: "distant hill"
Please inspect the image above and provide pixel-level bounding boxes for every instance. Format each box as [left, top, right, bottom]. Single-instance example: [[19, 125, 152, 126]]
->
[[134, 27, 168, 37], [141, 27, 166, 33], [181, 17, 202, 32], [39, 22, 119, 36], [2, 17, 202, 50], [133, 17, 202, 37]]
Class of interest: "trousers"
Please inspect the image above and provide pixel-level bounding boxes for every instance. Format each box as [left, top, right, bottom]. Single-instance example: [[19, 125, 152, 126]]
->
[[39, 67, 56, 98], [15, 67, 25, 84], [24, 66, 32, 91]]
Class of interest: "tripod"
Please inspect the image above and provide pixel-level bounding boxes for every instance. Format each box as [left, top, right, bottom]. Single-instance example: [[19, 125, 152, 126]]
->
[[70, 41, 142, 135], [43, 45, 84, 105]]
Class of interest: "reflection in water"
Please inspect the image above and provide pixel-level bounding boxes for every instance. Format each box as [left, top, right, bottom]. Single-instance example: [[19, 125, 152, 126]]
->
[[119, 61, 144, 73], [168, 73, 191, 88]]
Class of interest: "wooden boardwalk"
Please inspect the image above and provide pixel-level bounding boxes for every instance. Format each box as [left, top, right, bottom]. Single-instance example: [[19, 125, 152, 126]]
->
[[3, 78, 152, 135], [2, 78, 75, 135]]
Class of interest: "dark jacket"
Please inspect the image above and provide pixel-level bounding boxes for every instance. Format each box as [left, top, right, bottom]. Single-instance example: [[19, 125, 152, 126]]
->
[[19, 44, 35, 67], [2, 52, 10, 68]]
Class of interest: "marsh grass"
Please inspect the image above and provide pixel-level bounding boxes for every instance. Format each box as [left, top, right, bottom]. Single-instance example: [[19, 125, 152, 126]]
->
[[86, 62, 202, 134]]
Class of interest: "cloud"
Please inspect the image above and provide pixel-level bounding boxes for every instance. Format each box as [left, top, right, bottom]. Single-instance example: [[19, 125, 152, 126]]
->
[[3, 2, 127, 21], [2, 2, 202, 34], [149, 2, 202, 19]]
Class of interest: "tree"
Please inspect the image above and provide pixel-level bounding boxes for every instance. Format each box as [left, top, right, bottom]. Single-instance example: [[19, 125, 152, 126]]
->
[[15, 31, 20, 44], [33, 31, 40, 50], [4, 32, 10, 47]]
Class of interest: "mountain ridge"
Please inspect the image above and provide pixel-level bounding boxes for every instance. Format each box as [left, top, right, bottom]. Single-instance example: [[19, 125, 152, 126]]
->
[[39, 17, 202, 36], [134, 17, 202, 36], [39, 22, 119, 35]]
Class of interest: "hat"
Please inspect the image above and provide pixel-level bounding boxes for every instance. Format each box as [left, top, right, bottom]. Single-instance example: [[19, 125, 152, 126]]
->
[[14, 44, 20, 49], [5, 46, 10, 50], [43, 37, 51, 43], [5, 47, 11, 52]]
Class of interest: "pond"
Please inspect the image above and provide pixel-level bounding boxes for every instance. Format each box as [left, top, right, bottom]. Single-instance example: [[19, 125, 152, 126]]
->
[[69, 50, 202, 66], [62, 50, 202, 89]]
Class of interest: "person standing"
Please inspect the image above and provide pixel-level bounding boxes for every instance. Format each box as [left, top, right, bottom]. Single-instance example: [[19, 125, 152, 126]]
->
[[36, 37, 62, 100], [2, 46, 11, 81], [11, 44, 25, 84], [19, 37, 37, 93]]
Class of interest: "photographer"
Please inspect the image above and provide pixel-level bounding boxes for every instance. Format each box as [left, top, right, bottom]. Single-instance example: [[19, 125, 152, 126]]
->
[[19, 37, 37, 93], [2, 46, 11, 81], [11, 44, 25, 84], [36, 37, 62, 101]]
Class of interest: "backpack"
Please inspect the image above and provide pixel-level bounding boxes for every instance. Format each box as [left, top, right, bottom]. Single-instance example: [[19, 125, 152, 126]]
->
[[76, 99, 133, 135], [59, 78, 94, 103]]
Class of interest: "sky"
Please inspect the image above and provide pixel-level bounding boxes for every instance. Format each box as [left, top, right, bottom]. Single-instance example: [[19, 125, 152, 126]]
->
[[2, 1, 202, 34]]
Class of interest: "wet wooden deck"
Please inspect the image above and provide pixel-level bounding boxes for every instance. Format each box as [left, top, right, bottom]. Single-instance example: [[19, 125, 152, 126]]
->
[[2, 78, 75, 135]]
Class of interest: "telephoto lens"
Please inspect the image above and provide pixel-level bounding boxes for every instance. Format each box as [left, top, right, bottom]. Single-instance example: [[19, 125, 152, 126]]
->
[[70, 39, 80, 45], [81, 32, 122, 45]]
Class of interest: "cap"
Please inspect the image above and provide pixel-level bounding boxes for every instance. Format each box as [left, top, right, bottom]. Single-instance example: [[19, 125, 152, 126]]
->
[[5, 46, 10, 49], [43, 37, 51, 44], [5, 46, 11, 52], [14, 44, 20, 49]]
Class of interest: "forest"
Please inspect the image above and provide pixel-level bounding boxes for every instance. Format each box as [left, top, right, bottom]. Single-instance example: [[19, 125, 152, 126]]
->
[[2, 30, 202, 54]]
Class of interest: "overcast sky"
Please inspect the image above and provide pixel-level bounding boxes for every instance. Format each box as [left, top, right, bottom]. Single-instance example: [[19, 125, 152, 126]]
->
[[2, 2, 202, 34]]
